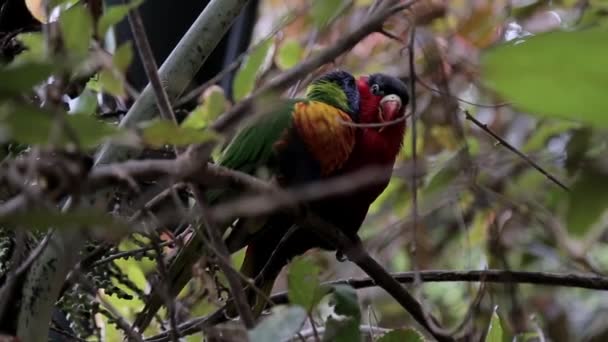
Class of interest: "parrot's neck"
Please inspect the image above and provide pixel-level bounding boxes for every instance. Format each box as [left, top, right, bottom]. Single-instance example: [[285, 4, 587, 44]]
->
[[355, 123, 405, 167], [305, 81, 350, 114]]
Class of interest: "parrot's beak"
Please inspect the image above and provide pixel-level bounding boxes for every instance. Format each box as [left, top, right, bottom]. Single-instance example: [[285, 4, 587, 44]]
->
[[379, 94, 402, 123]]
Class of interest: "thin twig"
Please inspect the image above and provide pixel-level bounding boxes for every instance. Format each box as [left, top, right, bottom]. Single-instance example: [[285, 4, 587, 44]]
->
[[463, 110, 570, 192], [76, 273, 144, 342], [416, 76, 510, 108], [190, 186, 256, 328], [123, 0, 176, 123], [408, 16, 420, 274], [143, 223, 180, 342]]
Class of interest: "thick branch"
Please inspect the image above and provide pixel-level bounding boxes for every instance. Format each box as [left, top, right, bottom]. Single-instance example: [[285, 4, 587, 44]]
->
[[15, 1, 250, 340], [96, 0, 250, 165]]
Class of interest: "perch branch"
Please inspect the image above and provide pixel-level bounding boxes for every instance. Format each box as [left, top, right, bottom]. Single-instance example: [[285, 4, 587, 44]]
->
[[145, 269, 608, 342]]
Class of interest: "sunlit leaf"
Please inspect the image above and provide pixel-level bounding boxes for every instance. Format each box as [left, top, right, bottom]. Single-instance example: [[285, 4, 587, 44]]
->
[[233, 39, 273, 101], [181, 86, 227, 130], [248, 305, 307, 342], [0, 63, 54, 96], [275, 39, 303, 70], [140, 120, 218, 148], [287, 256, 328, 312], [98, 0, 144, 37], [567, 167, 608, 237], [485, 307, 503, 342], [59, 3, 93, 56], [378, 328, 425, 342], [311, 0, 347, 29], [457, 4, 501, 48], [482, 28, 608, 127]]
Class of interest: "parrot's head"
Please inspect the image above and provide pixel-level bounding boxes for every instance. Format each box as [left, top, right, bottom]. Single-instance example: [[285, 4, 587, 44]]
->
[[357, 74, 409, 127], [306, 70, 360, 120]]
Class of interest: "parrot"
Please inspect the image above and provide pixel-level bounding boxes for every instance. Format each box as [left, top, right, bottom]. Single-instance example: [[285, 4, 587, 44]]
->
[[230, 73, 409, 314], [134, 69, 361, 330]]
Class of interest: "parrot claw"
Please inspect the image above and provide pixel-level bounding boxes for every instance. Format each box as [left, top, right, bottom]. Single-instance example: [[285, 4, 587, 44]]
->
[[335, 251, 347, 262]]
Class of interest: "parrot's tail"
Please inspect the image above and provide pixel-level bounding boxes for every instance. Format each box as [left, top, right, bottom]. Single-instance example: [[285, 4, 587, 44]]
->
[[236, 239, 282, 318]]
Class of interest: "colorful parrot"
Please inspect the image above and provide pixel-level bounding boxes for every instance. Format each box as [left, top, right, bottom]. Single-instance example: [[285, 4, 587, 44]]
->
[[134, 70, 361, 330], [230, 73, 409, 314]]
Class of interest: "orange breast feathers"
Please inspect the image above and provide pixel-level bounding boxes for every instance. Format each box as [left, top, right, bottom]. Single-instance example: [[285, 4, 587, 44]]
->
[[292, 101, 356, 176]]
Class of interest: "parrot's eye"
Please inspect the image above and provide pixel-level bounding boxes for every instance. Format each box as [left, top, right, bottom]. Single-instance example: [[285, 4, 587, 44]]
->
[[371, 84, 383, 96]]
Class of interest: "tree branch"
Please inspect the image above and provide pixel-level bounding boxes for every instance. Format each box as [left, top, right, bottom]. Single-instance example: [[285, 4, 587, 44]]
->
[[96, 0, 251, 165], [144, 269, 608, 342]]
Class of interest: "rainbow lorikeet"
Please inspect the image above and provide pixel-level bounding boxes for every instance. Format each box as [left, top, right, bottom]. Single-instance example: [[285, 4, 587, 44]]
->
[[134, 70, 361, 329], [231, 74, 409, 314]]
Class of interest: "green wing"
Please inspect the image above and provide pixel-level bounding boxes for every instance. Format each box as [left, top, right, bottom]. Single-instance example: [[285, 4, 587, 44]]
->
[[218, 99, 299, 173], [133, 99, 302, 331]]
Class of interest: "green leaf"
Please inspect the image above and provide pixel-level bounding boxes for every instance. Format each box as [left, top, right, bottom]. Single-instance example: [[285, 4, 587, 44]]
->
[[287, 256, 328, 312], [233, 39, 273, 101], [565, 127, 592, 176], [323, 285, 361, 342], [98, 70, 125, 97], [13, 32, 46, 63], [0, 102, 118, 148], [378, 328, 426, 342], [311, 0, 346, 29], [113, 42, 134, 72], [67, 113, 120, 148], [140, 120, 218, 148], [181, 85, 227, 130], [0, 208, 129, 233], [248, 305, 307, 342], [567, 167, 608, 237], [482, 28, 608, 127], [275, 39, 303, 70], [69, 89, 98, 115], [0, 63, 54, 96], [59, 3, 93, 56], [485, 307, 503, 342], [97, 0, 144, 37]]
